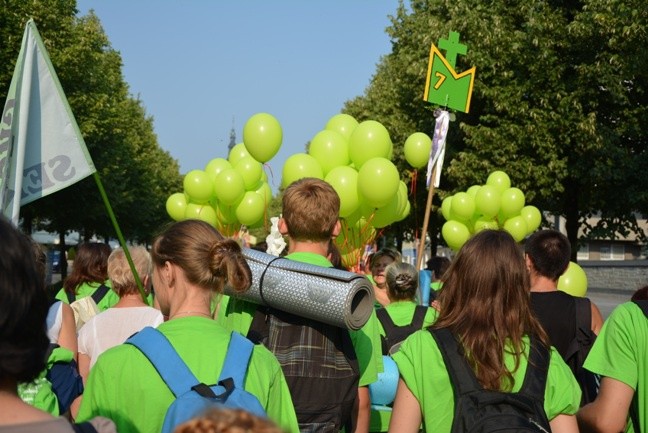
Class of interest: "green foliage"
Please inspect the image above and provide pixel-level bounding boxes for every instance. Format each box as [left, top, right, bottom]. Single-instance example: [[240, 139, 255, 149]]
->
[[344, 0, 648, 253], [1, 3, 182, 244]]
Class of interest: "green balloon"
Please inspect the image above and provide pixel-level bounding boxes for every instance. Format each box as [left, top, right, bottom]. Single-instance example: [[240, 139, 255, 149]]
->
[[204, 158, 232, 183], [213, 200, 238, 224], [442, 220, 471, 251], [348, 120, 393, 168], [214, 168, 245, 205], [475, 185, 501, 218], [243, 112, 282, 163], [503, 215, 528, 242], [450, 192, 476, 221], [254, 181, 273, 205], [466, 184, 481, 199], [440, 196, 453, 221], [184, 203, 217, 227], [558, 261, 588, 297], [403, 132, 432, 169], [486, 170, 511, 193], [308, 129, 350, 175], [520, 205, 542, 233], [398, 200, 411, 222], [371, 195, 401, 229], [281, 153, 323, 189], [325, 113, 359, 141], [325, 166, 360, 218], [228, 142, 251, 166], [500, 187, 526, 218], [166, 192, 187, 221], [473, 217, 499, 233], [234, 156, 263, 190], [235, 191, 266, 226], [357, 157, 400, 208], [183, 170, 214, 204]]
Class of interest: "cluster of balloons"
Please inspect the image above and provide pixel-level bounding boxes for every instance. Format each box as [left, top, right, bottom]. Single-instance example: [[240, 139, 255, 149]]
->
[[440, 170, 542, 250], [279, 113, 410, 269], [165, 113, 281, 235]]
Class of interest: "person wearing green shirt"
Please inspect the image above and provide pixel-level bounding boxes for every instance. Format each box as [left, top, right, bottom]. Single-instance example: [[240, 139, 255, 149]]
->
[[389, 230, 581, 433], [77, 220, 299, 433], [219, 178, 383, 433], [577, 301, 648, 433], [54, 242, 119, 312]]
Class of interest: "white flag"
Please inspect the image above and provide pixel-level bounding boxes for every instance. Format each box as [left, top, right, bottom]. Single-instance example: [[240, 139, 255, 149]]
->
[[0, 19, 96, 225], [426, 110, 450, 188]]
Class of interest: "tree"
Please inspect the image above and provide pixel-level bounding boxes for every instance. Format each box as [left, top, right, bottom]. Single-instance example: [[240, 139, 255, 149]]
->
[[344, 0, 648, 259]]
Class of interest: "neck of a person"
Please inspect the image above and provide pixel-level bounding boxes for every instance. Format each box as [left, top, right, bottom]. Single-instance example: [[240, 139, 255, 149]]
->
[[530, 275, 558, 293], [287, 239, 329, 257], [167, 283, 212, 320], [114, 292, 149, 308]]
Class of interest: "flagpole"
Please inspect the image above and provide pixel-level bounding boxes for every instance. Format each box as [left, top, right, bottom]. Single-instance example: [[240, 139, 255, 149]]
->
[[93, 172, 147, 302], [416, 165, 438, 271]]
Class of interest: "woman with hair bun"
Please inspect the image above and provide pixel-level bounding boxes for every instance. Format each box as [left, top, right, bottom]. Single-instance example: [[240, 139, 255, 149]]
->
[[77, 220, 298, 433]]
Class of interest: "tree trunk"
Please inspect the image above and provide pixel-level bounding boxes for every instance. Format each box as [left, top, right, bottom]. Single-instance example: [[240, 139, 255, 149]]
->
[[564, 179, 580, 263], [59, 231, 68, 280]]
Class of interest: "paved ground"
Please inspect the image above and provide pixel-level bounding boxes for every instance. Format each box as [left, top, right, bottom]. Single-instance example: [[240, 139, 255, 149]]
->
[[587, 288, 634, 320]]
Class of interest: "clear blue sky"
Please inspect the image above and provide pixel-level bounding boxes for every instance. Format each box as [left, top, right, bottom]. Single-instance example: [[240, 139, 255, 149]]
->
[[75, 1, 400, 192]]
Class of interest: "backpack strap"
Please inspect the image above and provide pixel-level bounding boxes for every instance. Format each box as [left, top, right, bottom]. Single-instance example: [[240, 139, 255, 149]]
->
[[126, 326, 200, 397], [429, 327, 482, 395], [410, 305, 428, 330], [218, 331, 254, 387], [575, 297, 592, 333], [517, 336, 549, 402], [66, 290, 76, 304], [91, 284, 110, 305], [376, 308, 398, 355]]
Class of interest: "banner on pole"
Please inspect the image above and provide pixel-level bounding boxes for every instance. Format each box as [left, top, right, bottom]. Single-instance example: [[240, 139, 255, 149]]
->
[[0, 19, 96, 224], [426, 110, 450, 188]]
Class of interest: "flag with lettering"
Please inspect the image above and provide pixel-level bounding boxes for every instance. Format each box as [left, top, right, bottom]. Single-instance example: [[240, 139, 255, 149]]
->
[[0, 19, 96, 224]]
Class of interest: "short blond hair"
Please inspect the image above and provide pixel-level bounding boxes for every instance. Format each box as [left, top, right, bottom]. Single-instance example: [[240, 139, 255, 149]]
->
[[107, 246, 152, 297], [174, 408, 284, 433]]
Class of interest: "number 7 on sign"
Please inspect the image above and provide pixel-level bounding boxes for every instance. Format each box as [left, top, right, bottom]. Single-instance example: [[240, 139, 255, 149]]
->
[[434, 72, 446, 90]]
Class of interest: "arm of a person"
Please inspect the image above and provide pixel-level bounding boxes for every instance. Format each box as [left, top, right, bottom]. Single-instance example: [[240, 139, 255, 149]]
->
[[549, 414, 579, 433], [590, 301, 604, 335], [351, 386, 370, 433], [58, 303, 77, 359], [388, 379, 422, 433], [577, 376, 634, 433], [78, 353, 91, 385]]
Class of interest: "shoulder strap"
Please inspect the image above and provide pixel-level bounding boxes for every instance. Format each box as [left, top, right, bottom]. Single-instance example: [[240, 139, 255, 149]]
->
[[574, 297, 592, 331], [633, 299, 648, 318], [429, 327, 482, 395], [91, 284, 110, 305], [218, 332, 254, 387], [410, 306, 428, 330], [126, 326, 199, 397], [66, 290, 76, 303], [376, 308, 398, 335], [517, 336, 549, 401], [72, 422, 98, 433]]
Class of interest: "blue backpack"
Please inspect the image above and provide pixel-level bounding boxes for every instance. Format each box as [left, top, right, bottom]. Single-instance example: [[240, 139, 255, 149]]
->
[[126, 327, 266, 433]]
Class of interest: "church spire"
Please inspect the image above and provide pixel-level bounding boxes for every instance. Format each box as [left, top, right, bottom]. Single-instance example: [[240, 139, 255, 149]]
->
[[228, 116, 236, 152]]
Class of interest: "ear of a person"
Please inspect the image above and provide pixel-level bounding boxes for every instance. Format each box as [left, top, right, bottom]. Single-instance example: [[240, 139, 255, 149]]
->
[[278, 217, 289, 235], [332, 220, 341, 237]]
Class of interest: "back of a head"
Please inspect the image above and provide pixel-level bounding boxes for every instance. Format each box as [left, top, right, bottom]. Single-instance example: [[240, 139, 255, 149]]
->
[[385, 262, 419, 302], [282, 178, 340, 242], [0, 217, 49, 383], [525, 229, 571, 281], [63, 242, 112, 293], [151, 220, 252, 294], [426, 256, 451, 281], [108, 246, 152, 297], [174, 408, 284, 433]]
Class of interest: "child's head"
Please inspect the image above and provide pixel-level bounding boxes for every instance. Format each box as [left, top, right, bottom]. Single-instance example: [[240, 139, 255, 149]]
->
[[108, 246, 153, 297], [281, 178, 340, 242], [525, 229, 571, 281]]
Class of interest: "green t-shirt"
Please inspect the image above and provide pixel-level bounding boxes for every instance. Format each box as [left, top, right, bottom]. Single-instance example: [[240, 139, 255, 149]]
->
[[77, 317, 299, 433], [55, 280, 119, 312], [370, 302, 438, 432], [392, 330, 581, 433], [217, 251, 383, 387], [584, 301, 648, 433]]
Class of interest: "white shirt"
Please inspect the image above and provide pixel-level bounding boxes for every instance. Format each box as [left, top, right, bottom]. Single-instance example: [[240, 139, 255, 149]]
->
[[78, 306, 164, 368]]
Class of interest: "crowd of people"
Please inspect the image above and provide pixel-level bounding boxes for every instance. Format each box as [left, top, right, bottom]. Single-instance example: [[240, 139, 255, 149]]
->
[[0, 177, 646, 433]]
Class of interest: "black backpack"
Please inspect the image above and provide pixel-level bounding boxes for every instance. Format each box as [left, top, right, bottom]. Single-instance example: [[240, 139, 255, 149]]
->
[[564, 297, 599, 406], [376, 306, 428, 355], [430, 327, 551, 433]]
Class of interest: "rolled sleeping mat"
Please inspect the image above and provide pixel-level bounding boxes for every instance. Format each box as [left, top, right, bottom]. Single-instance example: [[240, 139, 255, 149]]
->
[[224, 248, 375, 330]]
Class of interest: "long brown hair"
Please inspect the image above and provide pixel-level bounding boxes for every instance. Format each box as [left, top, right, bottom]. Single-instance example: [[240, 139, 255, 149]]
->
[[63, 242, 112, 295], [434, 230, 548, 391]]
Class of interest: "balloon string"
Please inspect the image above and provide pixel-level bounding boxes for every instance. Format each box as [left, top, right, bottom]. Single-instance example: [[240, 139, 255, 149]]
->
[[264, 163, 276, 188], [410, 170, 418, 195]]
